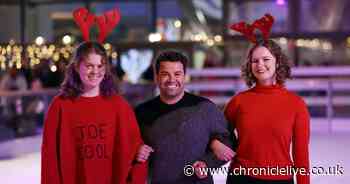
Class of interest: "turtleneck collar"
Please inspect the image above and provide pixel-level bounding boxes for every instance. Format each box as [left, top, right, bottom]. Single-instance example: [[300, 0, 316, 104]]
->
[[252, 83, 285, 94]]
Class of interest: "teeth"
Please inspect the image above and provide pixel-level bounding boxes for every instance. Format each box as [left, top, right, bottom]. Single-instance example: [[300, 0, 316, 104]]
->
[[167, 85, 177, 88], [88, 75, 101, 78]]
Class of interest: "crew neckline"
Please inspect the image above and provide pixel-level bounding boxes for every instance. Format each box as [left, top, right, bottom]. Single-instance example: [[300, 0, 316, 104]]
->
[[78, 95, 103, 101], [159, 92, 188, 106]]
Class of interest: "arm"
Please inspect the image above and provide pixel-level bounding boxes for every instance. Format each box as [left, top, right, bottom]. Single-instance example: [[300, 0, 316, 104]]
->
[[197, 102, 236, 169], [210, 139, 235, 162], [292, 100, 310, 184], [208, 95, 243, 162], [223, 96, 239, 149], [117, 99, 147, 184], [134, 105, 154, 163], [210, 112, 238, 161], [41, 97, 61, 184]]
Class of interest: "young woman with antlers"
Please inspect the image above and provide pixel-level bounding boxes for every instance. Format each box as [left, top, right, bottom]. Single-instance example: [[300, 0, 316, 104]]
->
[[223, 14, 310, 184], [41, 7, 147, 184]]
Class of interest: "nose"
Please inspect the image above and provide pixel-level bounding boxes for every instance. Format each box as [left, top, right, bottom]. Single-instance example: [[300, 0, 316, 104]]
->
[[168, 74, 176, 82], [90, 66, 99, 73], [255, 59, 264, 67]]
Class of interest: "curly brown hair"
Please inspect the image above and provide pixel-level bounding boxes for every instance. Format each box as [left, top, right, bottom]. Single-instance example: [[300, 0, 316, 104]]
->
[[241, 39, 291, 87], [60, 41, 118, 98]]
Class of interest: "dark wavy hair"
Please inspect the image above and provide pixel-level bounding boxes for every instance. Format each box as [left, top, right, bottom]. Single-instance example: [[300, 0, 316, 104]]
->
[[241, 39, 291, 87], [154, 50, 188, 74], [60, 41, 117, 98]]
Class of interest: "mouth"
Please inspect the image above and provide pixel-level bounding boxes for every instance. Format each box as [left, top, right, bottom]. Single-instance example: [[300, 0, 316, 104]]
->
[[165, 83, 178, 89], [88, 75, 102, 81], [255, 66, 270, 74]]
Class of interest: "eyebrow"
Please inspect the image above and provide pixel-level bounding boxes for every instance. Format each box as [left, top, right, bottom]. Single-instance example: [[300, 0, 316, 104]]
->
[[252, 56, 273, 59], [84, 62, 104, 65], [159, 70, 183, 73]]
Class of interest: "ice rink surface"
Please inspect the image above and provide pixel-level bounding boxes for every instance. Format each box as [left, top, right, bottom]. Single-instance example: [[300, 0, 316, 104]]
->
[[0, 119, 349, 184]]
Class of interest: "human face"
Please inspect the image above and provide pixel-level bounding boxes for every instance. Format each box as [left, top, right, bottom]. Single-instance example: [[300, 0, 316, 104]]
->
[[78, 53, 106, 92], [251, 46, 277, 86], [156, 61, 185, 104]]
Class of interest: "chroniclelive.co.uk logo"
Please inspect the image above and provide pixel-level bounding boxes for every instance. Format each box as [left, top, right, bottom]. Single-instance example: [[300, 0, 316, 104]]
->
[[184, 164, 344, 177]]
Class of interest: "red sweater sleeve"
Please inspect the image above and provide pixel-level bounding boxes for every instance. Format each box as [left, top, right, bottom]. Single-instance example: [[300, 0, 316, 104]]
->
[[224, 96, 240, 128], [116, 97, 147, 184], [127, 107, 148, 184], [41, 96, 61, 184], [292, 99, 310, 184]]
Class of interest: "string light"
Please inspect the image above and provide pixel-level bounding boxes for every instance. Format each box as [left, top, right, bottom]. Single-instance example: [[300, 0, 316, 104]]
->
[[214, 35, 222, 42], [148, 33, 162, 42], [62, 35, 72, 45], [0, 35, 117, 72], [174, 20, 182, 28], [104, 43, 112, 50], [50, 65, 57, 72], [35, 36, 45, 46], [206, 39, 214, 46]]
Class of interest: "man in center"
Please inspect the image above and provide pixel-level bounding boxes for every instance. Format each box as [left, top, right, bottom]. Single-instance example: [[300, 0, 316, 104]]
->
[[135, 50, 235, 184]]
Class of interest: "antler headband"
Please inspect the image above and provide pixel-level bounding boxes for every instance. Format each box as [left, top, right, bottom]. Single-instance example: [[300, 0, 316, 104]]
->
[[73, 7, 121, 43], [229, 13, 275, 43]]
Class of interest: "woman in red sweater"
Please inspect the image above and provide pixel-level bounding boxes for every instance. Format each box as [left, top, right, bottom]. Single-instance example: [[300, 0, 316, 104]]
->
[[41, 41, 147, 184], [224, 37, 310, 184]]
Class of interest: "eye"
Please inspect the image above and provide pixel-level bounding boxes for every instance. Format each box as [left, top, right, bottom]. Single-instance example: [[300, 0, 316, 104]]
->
[[85, 64, 93, 69], [251, 59, 258, 63], [160, 72, 168, 77]]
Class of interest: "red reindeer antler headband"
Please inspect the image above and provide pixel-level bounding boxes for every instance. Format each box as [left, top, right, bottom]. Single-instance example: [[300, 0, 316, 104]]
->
[[73, 7, 121, 43], [229, 13, 275, 43]]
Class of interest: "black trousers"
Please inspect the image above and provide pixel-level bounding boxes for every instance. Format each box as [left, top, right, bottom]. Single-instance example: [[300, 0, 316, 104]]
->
[[226, 174, 294, 184]]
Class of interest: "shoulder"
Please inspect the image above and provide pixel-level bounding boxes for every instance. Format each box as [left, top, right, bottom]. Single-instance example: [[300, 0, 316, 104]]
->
[[46, 95, 67, 113], [224, 89, 254, 115], [225, 90, 249, 107], [184, 92, 213, 105], [48, 95, 80, 109], [135, 96, 159, 113], [49, 95, 65, 106], [281, 90, 309, 115], [231, 88, 254, 100], [185, 93, 221, 113], [284, 90, 307, 107], [109, 94, 132, 108]]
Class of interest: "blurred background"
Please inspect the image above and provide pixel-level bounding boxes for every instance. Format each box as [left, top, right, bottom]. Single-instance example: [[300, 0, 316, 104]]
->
[[0, 0, 349, 183]]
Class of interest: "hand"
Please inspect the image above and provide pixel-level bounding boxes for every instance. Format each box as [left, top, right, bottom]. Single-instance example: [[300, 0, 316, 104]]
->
[[193, 161, 208, 179], [136, 144, 154, 162], [210, 139, 235, 162]]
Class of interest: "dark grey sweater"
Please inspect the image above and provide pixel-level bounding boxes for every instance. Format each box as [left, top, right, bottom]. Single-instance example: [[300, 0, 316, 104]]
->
[[135, 92, 234, 184]]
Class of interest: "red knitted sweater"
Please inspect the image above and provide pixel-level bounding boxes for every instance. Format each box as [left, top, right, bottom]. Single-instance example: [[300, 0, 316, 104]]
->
[[41, 95, 147, 184], [225, 84, 310, 184]]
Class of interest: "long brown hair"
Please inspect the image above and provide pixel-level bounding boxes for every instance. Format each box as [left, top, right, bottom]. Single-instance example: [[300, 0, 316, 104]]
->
[[241, 39, 291, 87], [60, 41, 117, 98]]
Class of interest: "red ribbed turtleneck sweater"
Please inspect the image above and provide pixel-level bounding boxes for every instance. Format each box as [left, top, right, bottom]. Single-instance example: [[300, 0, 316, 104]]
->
[[225, 84, 310, 184]]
